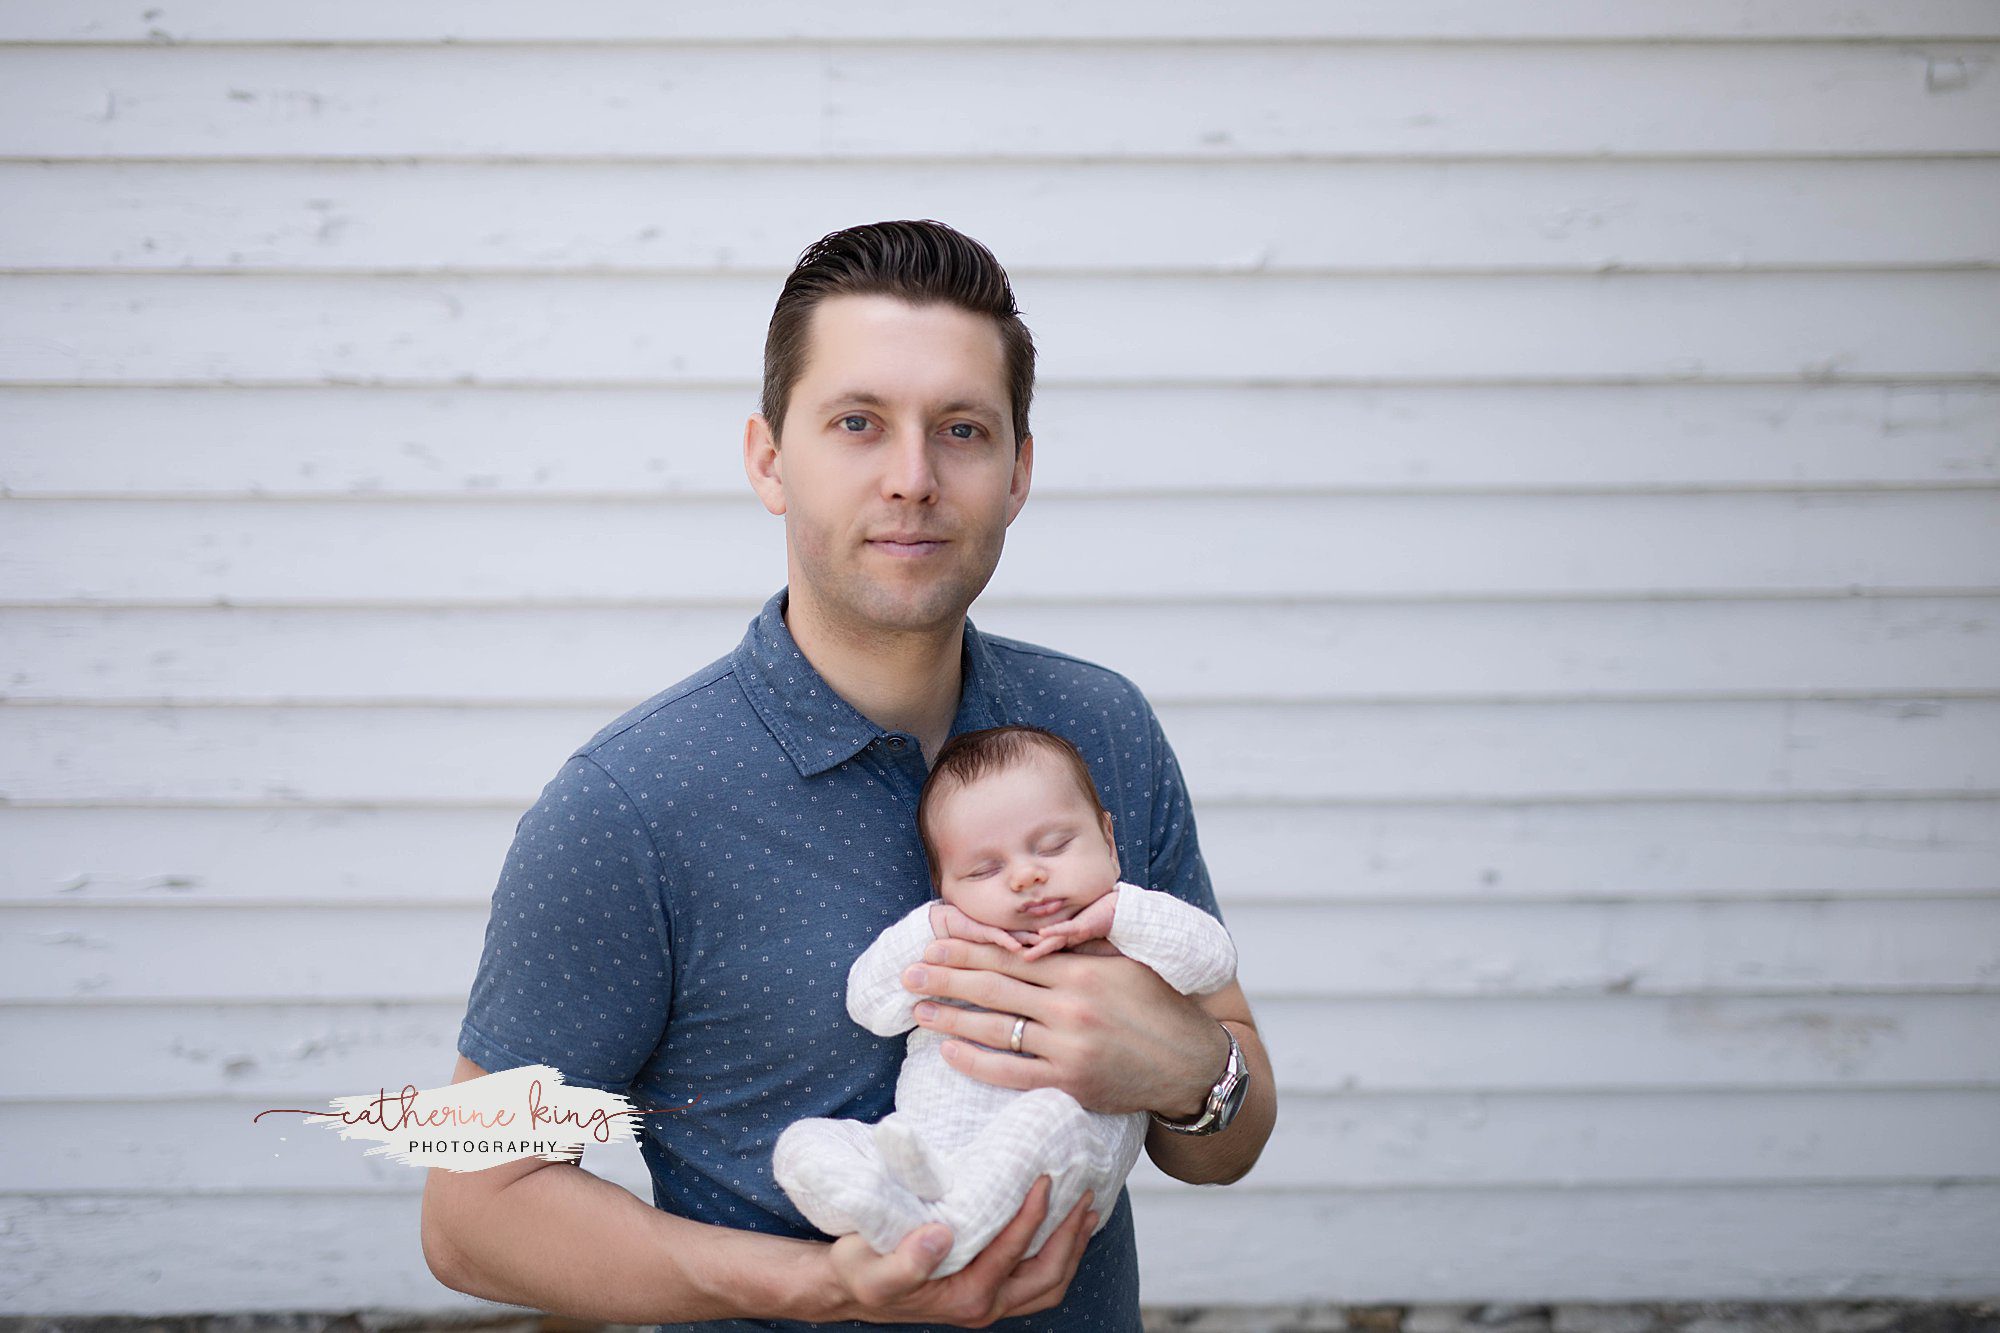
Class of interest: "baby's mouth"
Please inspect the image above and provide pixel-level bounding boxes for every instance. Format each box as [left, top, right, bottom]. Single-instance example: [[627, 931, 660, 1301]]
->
[[1021, 897, 1067, 918]]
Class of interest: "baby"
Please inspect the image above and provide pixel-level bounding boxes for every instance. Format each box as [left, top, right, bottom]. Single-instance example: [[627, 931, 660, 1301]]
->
[[771, 724, 1238, 1277]]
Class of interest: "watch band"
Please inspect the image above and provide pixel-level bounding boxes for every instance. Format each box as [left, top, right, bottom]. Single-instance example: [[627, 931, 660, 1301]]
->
[[1151, 1022, 1247, 1136]]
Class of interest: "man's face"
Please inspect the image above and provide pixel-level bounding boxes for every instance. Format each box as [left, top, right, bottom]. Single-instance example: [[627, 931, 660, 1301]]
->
[[745, 293, 1032, 638], [929, 748, 1120, 932]]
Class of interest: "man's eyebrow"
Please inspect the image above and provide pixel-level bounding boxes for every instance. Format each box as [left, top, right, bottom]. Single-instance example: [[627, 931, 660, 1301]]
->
[[816, 390, 1003, 422]]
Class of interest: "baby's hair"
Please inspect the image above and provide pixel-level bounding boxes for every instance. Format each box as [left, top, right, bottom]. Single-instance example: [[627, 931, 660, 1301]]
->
[[916, 725, 1110, 889]]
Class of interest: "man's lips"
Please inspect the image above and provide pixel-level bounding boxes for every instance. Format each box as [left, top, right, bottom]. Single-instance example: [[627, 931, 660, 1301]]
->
[[868, 536, 948, 557]]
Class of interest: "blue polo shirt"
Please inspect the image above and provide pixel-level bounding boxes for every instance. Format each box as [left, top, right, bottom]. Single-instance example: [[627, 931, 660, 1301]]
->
[[456, 586, 1225, 1331]]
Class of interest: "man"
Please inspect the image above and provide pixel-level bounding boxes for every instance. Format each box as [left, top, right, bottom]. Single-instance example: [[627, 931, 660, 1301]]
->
[[422, 219, 1275, 1330]]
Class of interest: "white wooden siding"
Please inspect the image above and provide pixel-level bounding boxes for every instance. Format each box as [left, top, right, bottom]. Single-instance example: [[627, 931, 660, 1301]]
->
[[2, 4, 1996, 1316], [10, 2, 2000, 42], [7, 162, 2000, 275], [4, 45, 1998, 158]]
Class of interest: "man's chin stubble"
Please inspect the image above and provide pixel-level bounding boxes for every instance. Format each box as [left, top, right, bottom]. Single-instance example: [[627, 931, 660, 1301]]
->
[[840, 551, 1003, 632]]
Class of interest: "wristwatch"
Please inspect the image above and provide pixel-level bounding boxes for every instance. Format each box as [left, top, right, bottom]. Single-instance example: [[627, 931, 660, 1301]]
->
[[1150, 1022, 1248, 1136]]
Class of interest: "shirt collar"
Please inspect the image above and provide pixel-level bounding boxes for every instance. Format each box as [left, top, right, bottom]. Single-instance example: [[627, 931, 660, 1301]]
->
[[732, 586, 1019, 778]]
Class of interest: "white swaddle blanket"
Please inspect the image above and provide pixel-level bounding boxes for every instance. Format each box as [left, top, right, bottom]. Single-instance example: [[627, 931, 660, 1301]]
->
[[772, 880, 1237, 1276]]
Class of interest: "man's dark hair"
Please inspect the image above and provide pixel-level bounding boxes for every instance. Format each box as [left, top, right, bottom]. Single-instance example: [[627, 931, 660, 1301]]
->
[[916, 725, 1110, 888], [760, 219, 1036, 452]]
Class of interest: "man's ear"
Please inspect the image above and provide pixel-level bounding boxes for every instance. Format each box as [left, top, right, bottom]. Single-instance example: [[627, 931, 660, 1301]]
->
[[744, 413, 786, 517], [1101, 809, 1119, 881], [1004, 432, 1034, 526]]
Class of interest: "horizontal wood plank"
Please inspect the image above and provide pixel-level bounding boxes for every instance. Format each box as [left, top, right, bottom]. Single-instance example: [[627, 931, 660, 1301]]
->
[[5, 272, 1997, 384], [1, 1185, 1993, 1309], [1127, 1184, 2000, 1303], [5, 995, 1993, 1100], [5, 898, 1995, 1002], [5, 493, 1998, 603], [5, 160, 1997, 273], [7, 798, 1995, 907], [13, 1088, 1996, 1194], [4, 384, 1996, 497], [2, 697, 1997, 804], [1258, 993, 2000, 1093], [7, 597, 1999, 703], [3, 45, 1997, 159], [10, 2, 2000, 43], [1156, 1090, 2000, 1191]]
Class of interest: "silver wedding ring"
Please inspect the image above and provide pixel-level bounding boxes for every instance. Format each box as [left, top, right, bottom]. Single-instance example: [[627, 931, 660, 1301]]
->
[[1009, 1015, 1027, 1053]]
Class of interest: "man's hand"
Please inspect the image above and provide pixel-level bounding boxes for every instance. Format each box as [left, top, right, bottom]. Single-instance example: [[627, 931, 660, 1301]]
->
[[901, 937, 1225, 1119], [821, 1175, 1097, 1326]]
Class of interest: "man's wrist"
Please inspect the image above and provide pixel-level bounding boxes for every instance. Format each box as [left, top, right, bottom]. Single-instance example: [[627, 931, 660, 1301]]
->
[[792, 1244, 854, 1323], [1159, 1020, 1231, 1121], [705, 1233, 850, 1324]]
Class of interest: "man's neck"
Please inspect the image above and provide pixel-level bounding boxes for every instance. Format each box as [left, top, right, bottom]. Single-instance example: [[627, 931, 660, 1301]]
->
[[782, 590, 964, 764]]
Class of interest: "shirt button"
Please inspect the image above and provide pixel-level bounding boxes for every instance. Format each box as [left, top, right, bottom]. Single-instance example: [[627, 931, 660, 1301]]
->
[[887, 736, 905, 749]]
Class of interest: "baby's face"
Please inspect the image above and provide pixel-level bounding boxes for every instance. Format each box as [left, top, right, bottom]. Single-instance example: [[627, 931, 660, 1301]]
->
[[928, 747, 1120, 932]]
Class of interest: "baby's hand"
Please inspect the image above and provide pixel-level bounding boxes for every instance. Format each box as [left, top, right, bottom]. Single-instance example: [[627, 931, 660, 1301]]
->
[[929, 900, 1027, 952], [1018, 889, 1119, 961]]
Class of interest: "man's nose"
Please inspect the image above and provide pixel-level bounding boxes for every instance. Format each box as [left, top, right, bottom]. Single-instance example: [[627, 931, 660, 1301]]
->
[[881, 430, 940, 503]]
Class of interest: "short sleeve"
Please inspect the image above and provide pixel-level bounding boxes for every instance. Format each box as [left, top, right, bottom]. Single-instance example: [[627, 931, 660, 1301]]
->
[[456, 752, 673, 1096], [1142, 697, 1225, 930]]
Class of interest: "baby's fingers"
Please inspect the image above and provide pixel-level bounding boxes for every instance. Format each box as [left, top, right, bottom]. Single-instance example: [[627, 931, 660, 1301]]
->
[[977, 923, 1026, 950]]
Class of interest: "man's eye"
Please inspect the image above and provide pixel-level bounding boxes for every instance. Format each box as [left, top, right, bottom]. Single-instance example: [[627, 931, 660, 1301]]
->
[[839, 415, 871, 432], [946, 423, 980, 439]]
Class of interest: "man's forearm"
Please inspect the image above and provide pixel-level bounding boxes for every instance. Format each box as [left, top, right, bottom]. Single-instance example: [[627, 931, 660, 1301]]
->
[[429, 1159, 844, 1324], [1144, 1019, 1275, 1186]]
